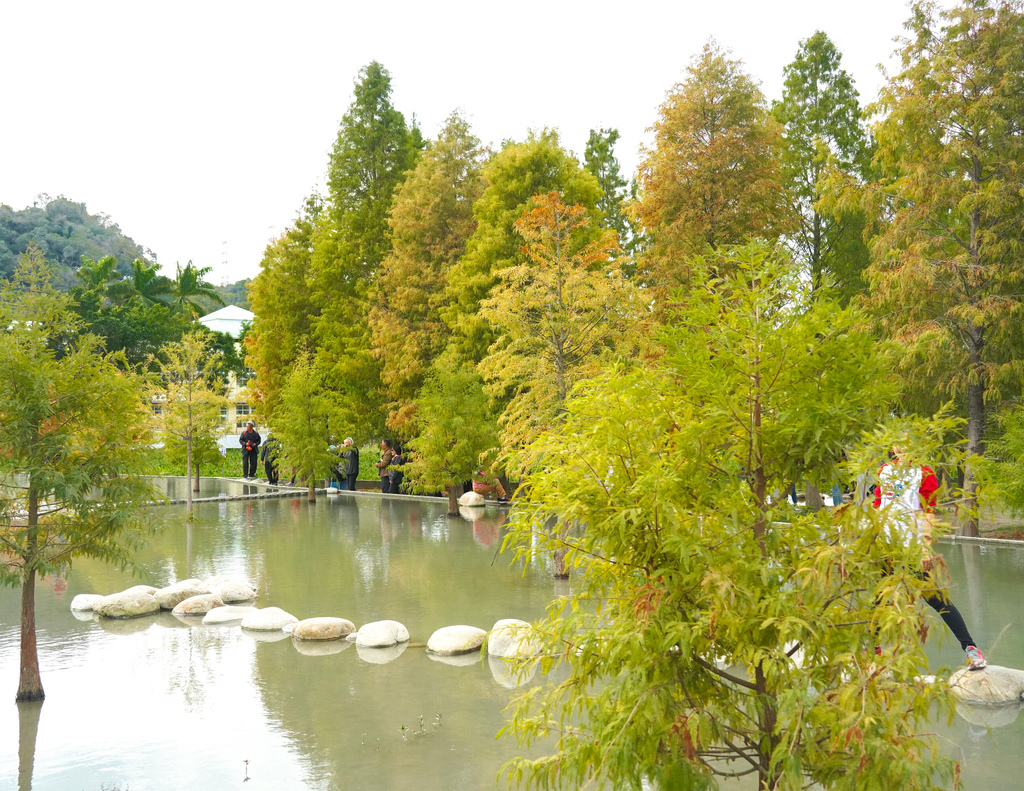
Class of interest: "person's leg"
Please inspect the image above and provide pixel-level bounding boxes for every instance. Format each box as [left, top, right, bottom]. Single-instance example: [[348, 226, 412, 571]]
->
[[347, 473, 357, 491], [921, 587, 976, 651], [380, 476, 390, 494]]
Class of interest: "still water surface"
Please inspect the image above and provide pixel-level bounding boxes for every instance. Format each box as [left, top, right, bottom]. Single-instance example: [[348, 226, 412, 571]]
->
[[0, 496, 1022, 790], [0, 495, 557, 790]]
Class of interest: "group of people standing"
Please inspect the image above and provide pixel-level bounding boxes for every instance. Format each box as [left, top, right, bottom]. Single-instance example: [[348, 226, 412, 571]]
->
[[240, 422, 405, 495]]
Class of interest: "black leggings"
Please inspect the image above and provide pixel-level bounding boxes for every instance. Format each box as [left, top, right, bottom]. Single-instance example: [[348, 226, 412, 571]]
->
[[879, 564, 976, 651]]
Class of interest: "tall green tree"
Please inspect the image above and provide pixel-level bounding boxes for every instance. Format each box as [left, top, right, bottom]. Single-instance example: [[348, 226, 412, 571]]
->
[[583, 128, 639, 259], [0, 246, 157, 702], [635, 41, 794, 303], [369, 111, 487, 433], [271, 353, 344, 503], [773, 31, 871, 299], [443, 130, 603, 363], [501, 243, 960, 791], [404, 360, 498, 514], [245, 197, 322, 417], [862, 0, 1024, 535], [310, 61, 421, 437], [324, 60, 422, 278]]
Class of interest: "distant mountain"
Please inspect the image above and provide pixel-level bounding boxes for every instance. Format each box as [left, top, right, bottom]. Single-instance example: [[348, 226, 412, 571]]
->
[[0, 195, 153, 289]]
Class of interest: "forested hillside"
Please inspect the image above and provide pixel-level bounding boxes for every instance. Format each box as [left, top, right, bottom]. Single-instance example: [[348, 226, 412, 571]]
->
[[0, 196, 151, 288]]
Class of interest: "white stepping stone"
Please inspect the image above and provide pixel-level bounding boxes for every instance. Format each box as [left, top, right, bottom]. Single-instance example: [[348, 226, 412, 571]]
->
[[487, 619, 539, 658], [355, 620, 410, 648], [202, 605, 259, 625], [949, 665, 1024, 705], [70, 594, 104, 611], [426, 625, 486, 656], [93, 591, 160, 619], [240, 607, 299, 631]]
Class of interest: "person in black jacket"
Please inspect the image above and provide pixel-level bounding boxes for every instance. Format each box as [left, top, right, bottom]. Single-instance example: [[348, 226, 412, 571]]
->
[[342, 437, 359, 492], [239, 421, 261, 479]]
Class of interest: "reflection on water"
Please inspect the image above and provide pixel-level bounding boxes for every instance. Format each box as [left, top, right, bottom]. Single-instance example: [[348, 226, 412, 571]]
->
[[154, 476, 279, 500], [0, 502, 1021, 790], [0, 497, 553, 790]]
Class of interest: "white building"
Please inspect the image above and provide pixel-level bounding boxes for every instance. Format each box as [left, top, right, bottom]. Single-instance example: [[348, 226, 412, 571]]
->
[[196, 305, 258, 450]]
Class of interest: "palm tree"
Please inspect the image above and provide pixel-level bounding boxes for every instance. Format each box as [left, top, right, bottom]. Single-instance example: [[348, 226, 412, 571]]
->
[[108, 259, 174, 307], [169, 261, 225, 318], [74, 255, 122, 304]]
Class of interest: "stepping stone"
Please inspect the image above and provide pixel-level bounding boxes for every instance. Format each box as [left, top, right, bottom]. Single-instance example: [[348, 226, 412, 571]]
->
[[203, 606, 259, 625], [93, 590, 160, 619], [487, 619, 539, 658], [241, 607, 299, 631], [292, 617, 356, 641], [70, 594, 104, 611], [355, 620, 410, 648], [426, 625, 486, 656], [172, 594, 225, 616]]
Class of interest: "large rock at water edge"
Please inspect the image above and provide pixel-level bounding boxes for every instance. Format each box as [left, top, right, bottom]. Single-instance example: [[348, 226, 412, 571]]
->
[[427, 625, 487, 656], [355, 620, 409, 648], [458, 491, 485, 507], [949, 665, 1024, 705], [487, 619, 539, 658], [70, 594, 104, 612], [292, 617, 356, 641], [202, 606, 260, 625], [93, 590, 160, 619], [241, 607, 299, 631], [172, 594, 225, 616], [155, 583, 211, 610]]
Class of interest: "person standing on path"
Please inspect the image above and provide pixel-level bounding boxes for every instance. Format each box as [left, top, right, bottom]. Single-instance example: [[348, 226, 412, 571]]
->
[[239, 421, 261, 479], [873, 445, 986, 670], [342, 438, 359, 492], [376, 439, 395, 493]]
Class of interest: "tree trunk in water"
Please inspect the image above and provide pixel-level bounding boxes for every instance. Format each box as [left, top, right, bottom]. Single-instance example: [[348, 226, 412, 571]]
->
[[17, 490, 44, 703], [194, 459, 200, 493], [185, 437, 193, 517], [307, 476, 316, 503], [960, 339, 985, 537], [447, 483, 463, 517], [17, 568, 43, 702], [805, 482, 824, 512], [17, 699, 42, 791]]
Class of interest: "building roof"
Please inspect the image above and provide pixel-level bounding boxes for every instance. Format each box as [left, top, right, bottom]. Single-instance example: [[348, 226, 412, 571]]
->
[[197, 305, 255, 339]]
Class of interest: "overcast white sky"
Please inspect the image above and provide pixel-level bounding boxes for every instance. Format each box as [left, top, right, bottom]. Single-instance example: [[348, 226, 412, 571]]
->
[[2, 0, 920, 285]]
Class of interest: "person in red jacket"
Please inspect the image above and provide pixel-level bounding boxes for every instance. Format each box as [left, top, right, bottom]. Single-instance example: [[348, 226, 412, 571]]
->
[[874, 449, 986, 670]]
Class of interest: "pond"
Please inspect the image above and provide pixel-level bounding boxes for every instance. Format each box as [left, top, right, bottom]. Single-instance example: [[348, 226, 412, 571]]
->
[[0, 496, 1021, 790], [0, 494, 558, 791]]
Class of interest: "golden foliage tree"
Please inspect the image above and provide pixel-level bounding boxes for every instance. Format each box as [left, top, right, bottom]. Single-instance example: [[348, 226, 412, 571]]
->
[[479, 193, 640, 463], [369, 111, 486, 433], [635, 41, 794, 302]]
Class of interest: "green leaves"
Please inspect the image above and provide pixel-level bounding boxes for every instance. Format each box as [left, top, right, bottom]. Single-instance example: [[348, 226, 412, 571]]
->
[[500, 243, 957, 790]]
